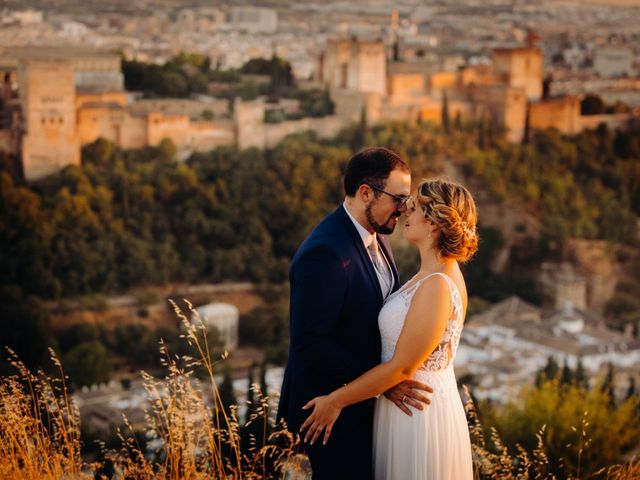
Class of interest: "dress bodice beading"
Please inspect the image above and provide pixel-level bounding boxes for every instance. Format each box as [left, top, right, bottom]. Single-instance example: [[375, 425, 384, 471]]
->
[[378, 272, 464, 372]]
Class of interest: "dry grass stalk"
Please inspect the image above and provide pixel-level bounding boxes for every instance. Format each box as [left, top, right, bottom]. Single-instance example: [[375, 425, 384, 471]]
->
[[0, 348, 92, 479], [1, 308, 638, 479]]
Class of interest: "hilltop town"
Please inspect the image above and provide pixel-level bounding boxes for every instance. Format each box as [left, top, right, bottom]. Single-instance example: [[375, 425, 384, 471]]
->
[[1, 0, 639, 180]]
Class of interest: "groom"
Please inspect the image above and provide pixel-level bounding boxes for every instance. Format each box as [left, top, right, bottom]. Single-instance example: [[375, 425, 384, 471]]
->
[[277, 148, 433, 479]]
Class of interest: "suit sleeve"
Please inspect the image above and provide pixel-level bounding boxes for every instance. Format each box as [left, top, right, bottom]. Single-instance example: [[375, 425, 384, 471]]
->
[[290, 245, 377, 385]]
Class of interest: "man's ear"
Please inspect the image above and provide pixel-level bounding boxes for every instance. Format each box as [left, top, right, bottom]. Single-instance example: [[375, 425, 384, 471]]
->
[[358, 184, 372, 203]]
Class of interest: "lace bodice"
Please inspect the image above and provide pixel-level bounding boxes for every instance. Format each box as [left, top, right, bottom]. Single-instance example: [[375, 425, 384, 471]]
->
[[378, 272, 464, 372]]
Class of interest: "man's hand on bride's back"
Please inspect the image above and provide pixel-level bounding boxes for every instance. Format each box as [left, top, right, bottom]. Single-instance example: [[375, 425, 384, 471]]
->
[[384, 379, 433, 416]]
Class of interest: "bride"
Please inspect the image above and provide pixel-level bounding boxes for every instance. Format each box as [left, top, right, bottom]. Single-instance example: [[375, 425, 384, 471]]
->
[[300, 179, 477, 480]]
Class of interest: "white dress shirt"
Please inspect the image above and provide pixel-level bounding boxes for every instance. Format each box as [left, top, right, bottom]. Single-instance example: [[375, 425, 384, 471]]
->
[[343, 202, 393, 298]]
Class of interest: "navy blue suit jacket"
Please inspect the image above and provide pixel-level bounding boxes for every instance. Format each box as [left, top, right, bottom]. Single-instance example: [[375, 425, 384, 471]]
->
[[277, 205, 399, 434]]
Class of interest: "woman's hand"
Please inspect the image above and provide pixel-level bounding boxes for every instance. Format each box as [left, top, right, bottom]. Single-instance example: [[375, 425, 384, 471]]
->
[[300, 394, 343, 445]]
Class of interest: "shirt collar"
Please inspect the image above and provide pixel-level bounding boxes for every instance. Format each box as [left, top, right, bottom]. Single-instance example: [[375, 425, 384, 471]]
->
[[342, 201, 376, 250]]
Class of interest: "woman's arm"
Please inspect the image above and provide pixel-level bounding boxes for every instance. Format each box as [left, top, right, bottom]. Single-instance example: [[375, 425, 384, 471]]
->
[[300, 275, 452, 445]]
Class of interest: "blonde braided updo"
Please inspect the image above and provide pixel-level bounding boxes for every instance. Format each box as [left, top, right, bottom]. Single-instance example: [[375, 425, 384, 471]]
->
[[416, 179, 478, 263]]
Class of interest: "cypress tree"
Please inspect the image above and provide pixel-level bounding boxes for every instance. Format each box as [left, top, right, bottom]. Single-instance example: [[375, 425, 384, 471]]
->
[[574, 357, 588, 390], [219, 363, 237, 414], [442, 91, 450, 133], [601, 362, 616, 407], [259, 360, 269, 398], [625, 375, 636, 401], [560, 358, 573, 386], [543, 356, 559, 381]]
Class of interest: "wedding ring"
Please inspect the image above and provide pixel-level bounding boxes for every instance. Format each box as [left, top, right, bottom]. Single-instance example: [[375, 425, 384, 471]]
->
[[402, 395, 406, 403]]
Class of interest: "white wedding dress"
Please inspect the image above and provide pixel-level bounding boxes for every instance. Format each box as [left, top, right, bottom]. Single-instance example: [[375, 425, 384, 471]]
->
[[373, 272, 473, 480]]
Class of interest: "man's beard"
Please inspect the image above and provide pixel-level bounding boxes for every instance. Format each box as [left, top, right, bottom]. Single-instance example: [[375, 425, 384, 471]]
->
[[365, 202, 400, 235]]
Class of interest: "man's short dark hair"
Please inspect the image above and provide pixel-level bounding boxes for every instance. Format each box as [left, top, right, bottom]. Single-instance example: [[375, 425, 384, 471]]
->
[[343, 147, 410, 197]]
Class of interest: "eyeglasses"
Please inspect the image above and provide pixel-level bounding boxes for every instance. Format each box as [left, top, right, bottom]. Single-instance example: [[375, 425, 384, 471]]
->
[[366, 184, 412, 209]]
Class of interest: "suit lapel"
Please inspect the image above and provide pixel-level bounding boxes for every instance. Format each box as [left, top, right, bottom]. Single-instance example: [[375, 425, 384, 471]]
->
[[337, 206, 384, 305]]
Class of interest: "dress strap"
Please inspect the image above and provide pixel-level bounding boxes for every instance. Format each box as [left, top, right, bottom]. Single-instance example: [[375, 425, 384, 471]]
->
[[430, 272, 464, 320], [398, 272, 454, 297], [397, 272, 435, 296], [428, 272, 455, 291]]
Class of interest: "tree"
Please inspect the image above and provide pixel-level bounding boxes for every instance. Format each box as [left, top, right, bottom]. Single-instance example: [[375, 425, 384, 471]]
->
[[259, 361, 268, 398], [601, 362, 616, 407], [241, 359, 271, 452], [240, 56, 294, 98], [581, 94, 606, 115], [246, 362, 256, 417], [625, 375, 636, 401], [441, 91, 450, 133], [0, 173, 58, 298], [351, 107, 369, 151], [561, 358, 573, 386], [241, 362, 265, 452], [522, 105, 531, 144], [454, 111, 462, 130], [57, 322, 100, 354], [536, 356, 559, 385], [239, 305, 288, 348], [298, 88, 334, 117], [218, 363, 237, 413], [62, 341, 111, 388], [0, 286, 55, 375], [201, 109, 214, 121], [574, 357, 588, 390], [47, 186, 117, 295], [481, 378, 640, 477]]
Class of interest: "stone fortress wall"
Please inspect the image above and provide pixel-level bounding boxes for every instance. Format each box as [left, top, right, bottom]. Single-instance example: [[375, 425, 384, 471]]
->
[[0, 39, 637, 182]]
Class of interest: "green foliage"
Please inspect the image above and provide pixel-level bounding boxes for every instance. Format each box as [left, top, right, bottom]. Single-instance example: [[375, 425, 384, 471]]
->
[[241, 56, 294, 97], [264, 108, 302, 124], [62, 341, 112, 387], [466, 296, 491, 318], [0, 286, 55, 375], [1, 120, 638, 374], [460, 226, 546, 304], [0, 173, 59, 297], [239, 306, 287, 348], [465, 127, 640, 244], [209, 68, 242, 83], [239, 290, 289, 365], [122, 53, 216, 98], [223, 80, 261, 101], [58, 322, 100, 354], [479, 378, 640, 477], [296, 88, 334, 118], [3, 121, 637, 305], [55, 320, 188, 374]]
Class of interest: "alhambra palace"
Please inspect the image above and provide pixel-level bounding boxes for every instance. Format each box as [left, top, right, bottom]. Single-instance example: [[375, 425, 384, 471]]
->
[[0, 37, 636, 182]]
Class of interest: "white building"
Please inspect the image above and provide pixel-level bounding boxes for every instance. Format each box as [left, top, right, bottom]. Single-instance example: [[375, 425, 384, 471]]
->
[[193, 302, 239, 351], [456, 296, 640, 402], [594, 47, 634, 78], [228, 7, 278, 34], [62, 21, 89, 38]]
